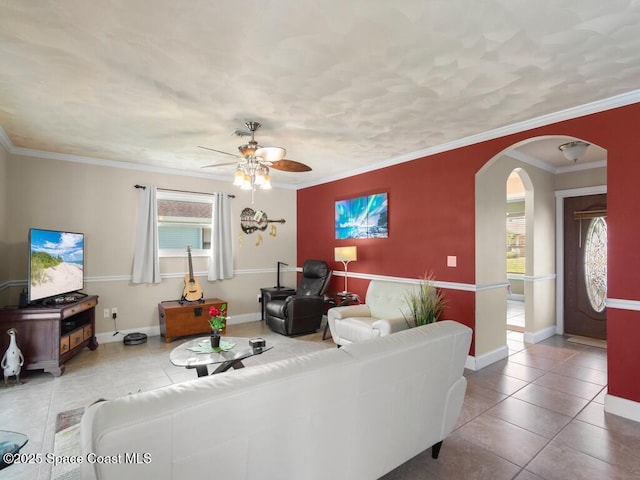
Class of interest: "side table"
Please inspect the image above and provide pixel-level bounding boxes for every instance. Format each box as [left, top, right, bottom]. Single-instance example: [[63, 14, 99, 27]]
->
[[0, 430, 28, 470], [323, 291, 361, 340]]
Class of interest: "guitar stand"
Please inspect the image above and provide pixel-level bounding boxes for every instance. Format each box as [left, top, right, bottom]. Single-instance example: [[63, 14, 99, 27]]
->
[[179, 296, 204, 305]]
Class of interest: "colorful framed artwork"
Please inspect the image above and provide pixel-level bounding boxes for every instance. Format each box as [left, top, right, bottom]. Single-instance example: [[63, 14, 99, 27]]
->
[[335, 192, 388, 239]]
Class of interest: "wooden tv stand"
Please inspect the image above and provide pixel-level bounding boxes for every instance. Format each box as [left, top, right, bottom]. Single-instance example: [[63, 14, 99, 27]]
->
[[0, 295, 99, 377]]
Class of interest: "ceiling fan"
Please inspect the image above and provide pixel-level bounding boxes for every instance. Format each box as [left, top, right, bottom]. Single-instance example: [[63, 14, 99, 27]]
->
[[200, 120, 310, 173], [199, 121, 311, 203]]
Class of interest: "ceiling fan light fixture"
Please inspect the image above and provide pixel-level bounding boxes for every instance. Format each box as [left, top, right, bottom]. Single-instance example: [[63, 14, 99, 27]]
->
[[254, 168, 265, 186], [261, 172, 272, 190], [559, 140, 590, 163], [255, 146, 286, 162], [232, 167, 245, 186], [238, 143, 258, 157], [240, 176, 253, 190]]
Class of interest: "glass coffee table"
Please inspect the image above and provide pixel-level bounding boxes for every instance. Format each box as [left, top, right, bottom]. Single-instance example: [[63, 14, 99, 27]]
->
[[170, 336, 272, 377], [0, 430, 28, 470]]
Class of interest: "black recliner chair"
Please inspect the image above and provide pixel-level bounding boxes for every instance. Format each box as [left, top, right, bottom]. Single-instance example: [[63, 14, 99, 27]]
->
[[264, 260, 332, 336]]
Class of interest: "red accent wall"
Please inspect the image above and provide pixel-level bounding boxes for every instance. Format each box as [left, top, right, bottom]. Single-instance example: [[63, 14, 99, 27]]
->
[[608, 309, 640, 400], [298, 102, 640, 404]]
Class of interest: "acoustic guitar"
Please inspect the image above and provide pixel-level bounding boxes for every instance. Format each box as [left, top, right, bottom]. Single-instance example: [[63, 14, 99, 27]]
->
[[182, 246, 203, 302]]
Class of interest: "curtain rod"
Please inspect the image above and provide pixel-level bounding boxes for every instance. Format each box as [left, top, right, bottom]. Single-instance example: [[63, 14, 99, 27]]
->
[[134, 185, 235, 198], [573, 209, 606, 219]]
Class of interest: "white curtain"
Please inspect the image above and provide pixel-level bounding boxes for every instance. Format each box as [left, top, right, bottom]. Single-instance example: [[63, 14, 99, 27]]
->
[[208, 192, 234, 280], [132, 185, 161, 284]]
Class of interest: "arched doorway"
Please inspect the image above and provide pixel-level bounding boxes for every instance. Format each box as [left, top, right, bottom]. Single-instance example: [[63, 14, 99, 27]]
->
[[506, 170, 527, 334], [475, 136, 607, 368]]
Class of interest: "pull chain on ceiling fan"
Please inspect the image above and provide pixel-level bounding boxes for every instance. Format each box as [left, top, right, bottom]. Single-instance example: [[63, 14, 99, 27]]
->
[[199, 121, 311, 203]]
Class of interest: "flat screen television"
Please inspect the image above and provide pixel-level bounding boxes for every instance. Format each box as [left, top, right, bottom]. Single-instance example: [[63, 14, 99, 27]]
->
[[28, 228, 85, 304]]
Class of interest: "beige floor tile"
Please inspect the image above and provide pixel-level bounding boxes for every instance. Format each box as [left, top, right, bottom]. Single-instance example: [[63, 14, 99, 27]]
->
[[527, 441, 637, 480], [512, 383, 590, 417], [509, 351, 565, 371], [514, 469, 546, 480], [452, 414, 548, 467], [486, 396, 572, 439], [555, 419, 640, 475], [576, 402, 640, 436], [466, 369, 529, 396], [563, 352, 608, 372], [455, 383, 507, 427], [382, 436, 521, 480], [533, 372, 605, 400], [550, 362, 608, 385], [524, 343, 578, 362], [485, 359, 546, 383]]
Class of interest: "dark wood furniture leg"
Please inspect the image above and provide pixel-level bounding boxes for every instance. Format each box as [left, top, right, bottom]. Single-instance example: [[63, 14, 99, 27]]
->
[[431, 441, 443, 459]]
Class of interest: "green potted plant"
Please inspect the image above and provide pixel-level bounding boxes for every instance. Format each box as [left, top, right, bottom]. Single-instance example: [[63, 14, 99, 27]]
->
[[208, 304, 227, 349], [404, 272, 446, 327]]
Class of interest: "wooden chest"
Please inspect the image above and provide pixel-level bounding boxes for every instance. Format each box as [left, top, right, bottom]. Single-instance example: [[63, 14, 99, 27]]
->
[[158, 298, 227, 343]]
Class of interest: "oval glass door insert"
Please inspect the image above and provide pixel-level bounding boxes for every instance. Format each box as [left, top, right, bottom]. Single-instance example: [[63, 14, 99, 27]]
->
[[584, 217, 607, 312]]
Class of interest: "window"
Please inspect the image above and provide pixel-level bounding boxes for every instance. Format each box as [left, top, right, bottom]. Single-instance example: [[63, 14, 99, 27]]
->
[[506, 210, 526, 274], [584, 216, 607, 312], [157, 190, 212, 257]]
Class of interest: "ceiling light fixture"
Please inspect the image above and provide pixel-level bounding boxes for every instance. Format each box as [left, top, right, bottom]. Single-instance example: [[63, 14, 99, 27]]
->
[[200, 121, 311, 204], [558, 140, 590, 163]]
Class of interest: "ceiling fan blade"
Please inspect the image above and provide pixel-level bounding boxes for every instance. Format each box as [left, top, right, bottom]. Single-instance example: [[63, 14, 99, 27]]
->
[[200, 161, 239, 168], [198, 145, 241, 158], [270, 159, 312, 172]]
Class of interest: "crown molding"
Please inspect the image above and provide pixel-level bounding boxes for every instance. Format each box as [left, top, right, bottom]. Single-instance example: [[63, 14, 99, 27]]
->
[[299, 90, 639, 188], [3, 90, 638, 189]]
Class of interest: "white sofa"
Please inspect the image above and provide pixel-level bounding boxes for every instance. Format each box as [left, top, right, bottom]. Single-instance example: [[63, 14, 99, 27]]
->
[[328, 279, 418, 346], [80, 321, 472, 480]]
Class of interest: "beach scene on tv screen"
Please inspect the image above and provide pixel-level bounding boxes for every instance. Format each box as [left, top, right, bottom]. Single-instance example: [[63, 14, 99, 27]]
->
[[30, 230, 84, 300]]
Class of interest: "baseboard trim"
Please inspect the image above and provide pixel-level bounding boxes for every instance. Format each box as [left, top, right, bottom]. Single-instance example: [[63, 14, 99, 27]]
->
[[465, 344, 509, 371], [523, 325, 556, 344], [96, 312, 260, 344], [605, 393, 640, 423]]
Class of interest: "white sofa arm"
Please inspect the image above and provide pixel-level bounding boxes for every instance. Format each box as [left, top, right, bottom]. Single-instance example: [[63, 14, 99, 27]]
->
[[372, 316, 414, 335], [327, 304, 372, 345], [328, 304, 371, 320]]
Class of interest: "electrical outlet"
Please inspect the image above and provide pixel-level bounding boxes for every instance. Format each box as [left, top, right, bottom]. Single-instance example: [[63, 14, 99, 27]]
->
[[111, 307, 118, 316], [103, 308, 110, 318]]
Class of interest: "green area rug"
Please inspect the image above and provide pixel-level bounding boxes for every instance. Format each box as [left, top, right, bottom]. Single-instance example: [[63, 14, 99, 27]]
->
[[51, 407, 84, 480]]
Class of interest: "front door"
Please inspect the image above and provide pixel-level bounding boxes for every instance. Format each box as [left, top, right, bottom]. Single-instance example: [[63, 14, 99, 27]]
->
[[564, 194, 607, 339]]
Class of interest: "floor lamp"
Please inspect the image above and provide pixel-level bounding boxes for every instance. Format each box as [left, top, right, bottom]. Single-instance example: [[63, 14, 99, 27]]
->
[[335, 246, 357, 294]]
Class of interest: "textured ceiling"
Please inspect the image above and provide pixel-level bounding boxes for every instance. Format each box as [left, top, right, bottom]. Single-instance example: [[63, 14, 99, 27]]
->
[[1, 0, 639, 187]]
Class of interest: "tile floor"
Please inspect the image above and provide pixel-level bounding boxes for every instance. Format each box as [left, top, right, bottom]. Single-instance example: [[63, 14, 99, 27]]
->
[[1, 318, 639, 480], [507, 299, 526, 330]]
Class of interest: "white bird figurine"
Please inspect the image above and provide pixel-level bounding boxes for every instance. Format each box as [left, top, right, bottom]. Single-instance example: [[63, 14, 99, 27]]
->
[[2, 328, 24, 386]]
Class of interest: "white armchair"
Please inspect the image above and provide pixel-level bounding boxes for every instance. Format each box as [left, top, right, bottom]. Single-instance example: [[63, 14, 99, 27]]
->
[[327, 280, 417, 346]]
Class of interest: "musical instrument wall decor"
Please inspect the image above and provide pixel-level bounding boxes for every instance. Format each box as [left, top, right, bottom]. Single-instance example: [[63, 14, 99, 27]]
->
[[240, 207, 285, 234], [182, 246, 204, 302]]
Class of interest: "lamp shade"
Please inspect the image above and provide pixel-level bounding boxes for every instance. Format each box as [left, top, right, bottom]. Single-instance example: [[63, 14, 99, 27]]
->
[[335, 246, 357, 262]]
